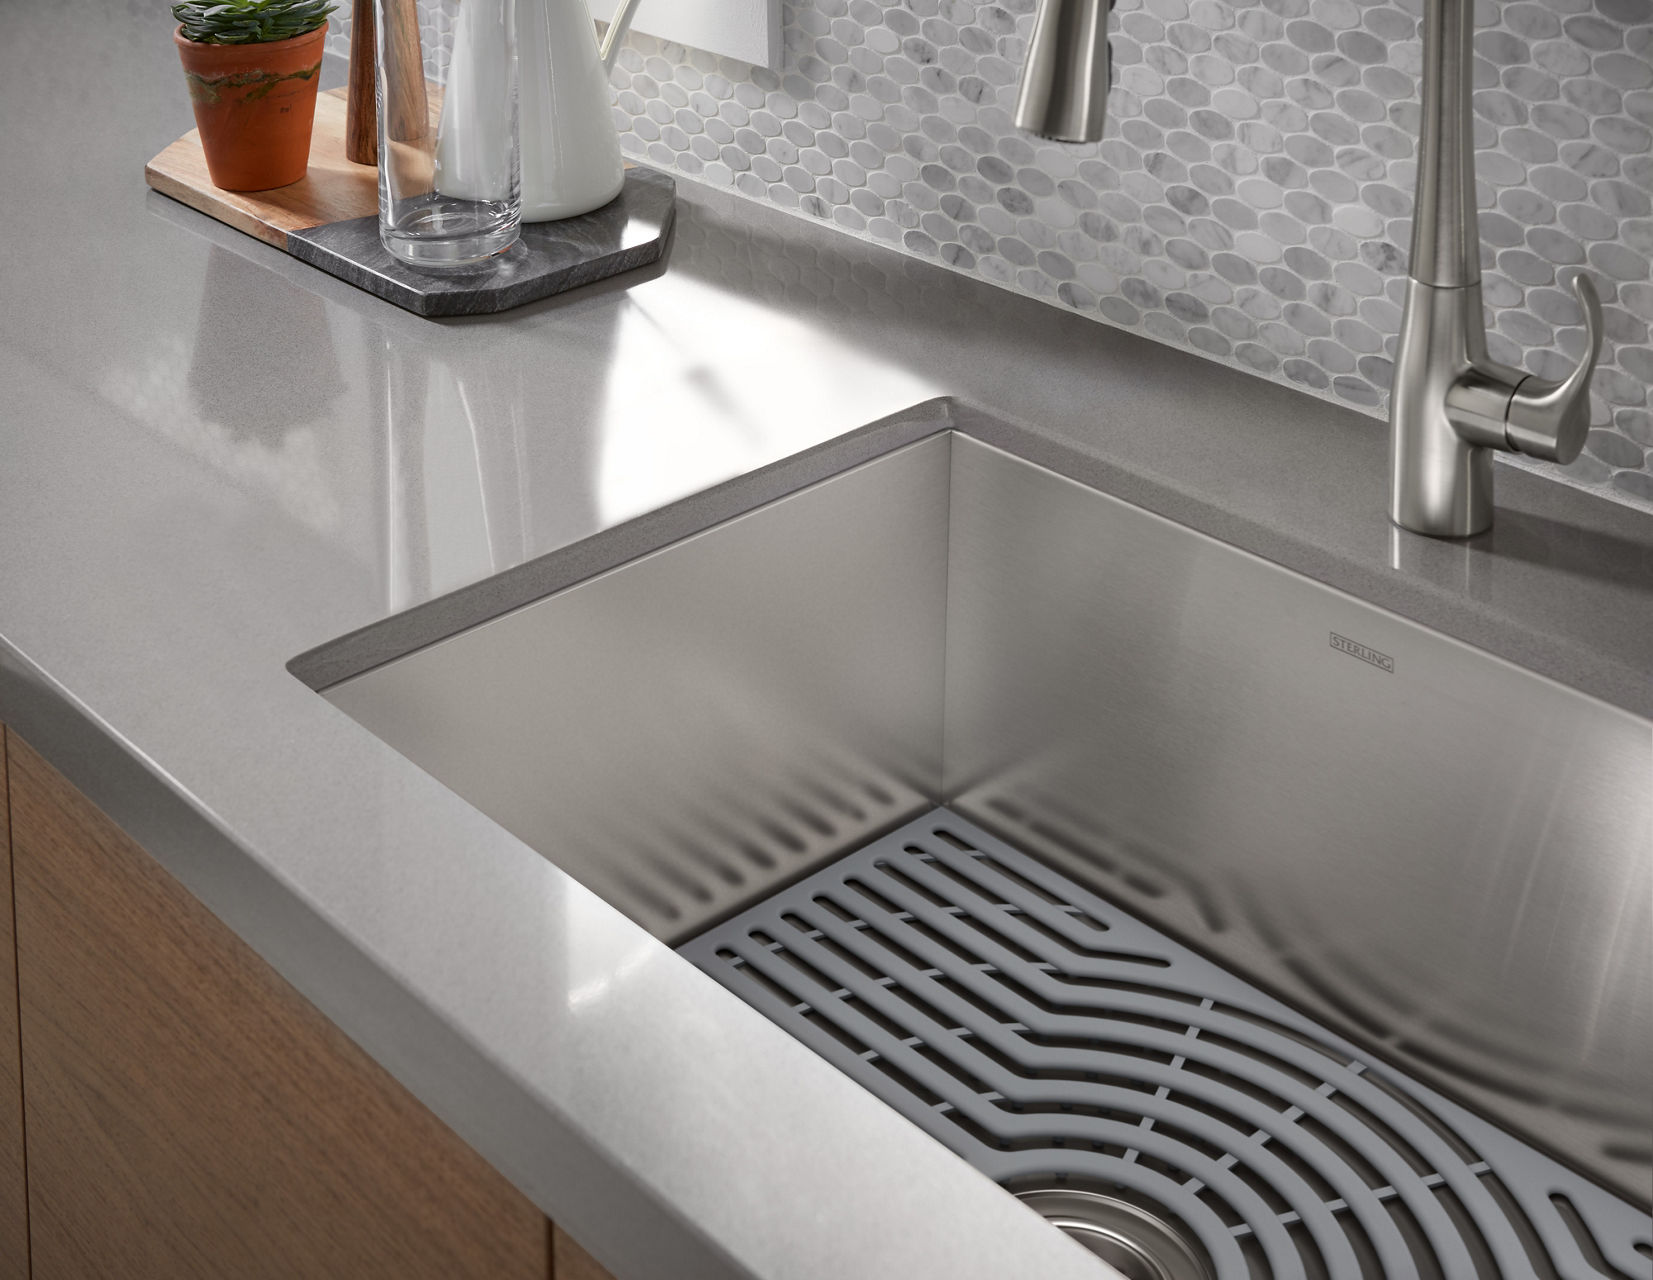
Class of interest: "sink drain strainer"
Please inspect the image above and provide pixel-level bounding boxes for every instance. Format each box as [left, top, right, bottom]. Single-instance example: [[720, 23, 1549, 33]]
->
[[682, 810, 1652, 1280], [1018, 1188, 1212, 1280]]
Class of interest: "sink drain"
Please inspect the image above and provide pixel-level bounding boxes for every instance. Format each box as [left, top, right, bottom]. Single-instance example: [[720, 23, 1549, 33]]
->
[[1018, 1189, 1212, 1280], [682, 809, 1653, 1280]]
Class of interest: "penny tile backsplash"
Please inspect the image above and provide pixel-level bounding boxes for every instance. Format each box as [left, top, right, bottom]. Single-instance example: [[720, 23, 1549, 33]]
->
[[339, 0, 1653, 506]]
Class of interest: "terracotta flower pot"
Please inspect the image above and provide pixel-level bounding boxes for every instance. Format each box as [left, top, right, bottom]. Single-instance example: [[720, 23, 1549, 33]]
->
[[175, 22, 327, 192]]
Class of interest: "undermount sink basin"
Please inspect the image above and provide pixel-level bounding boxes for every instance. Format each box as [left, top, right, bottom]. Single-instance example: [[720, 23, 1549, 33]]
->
[[291, 407, 1651, 1235]]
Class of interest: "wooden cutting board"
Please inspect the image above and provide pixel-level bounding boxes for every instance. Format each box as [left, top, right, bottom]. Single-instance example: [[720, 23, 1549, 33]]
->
[[144, 86, 676, 317], [146, 87, 378, 251]]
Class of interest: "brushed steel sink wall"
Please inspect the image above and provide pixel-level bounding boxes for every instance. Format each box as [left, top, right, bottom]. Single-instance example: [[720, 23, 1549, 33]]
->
[[942, 434, 1652, 1208], [325, 435, 952, 941], [318, 429, 1652, 1205]]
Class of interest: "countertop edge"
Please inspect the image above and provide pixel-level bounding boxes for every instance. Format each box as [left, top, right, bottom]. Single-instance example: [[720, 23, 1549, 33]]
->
[[0, 643, 763, 1280]]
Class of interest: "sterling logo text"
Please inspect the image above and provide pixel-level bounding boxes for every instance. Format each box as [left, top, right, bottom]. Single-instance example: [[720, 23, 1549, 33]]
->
[[1330, 632, 1394, 673]]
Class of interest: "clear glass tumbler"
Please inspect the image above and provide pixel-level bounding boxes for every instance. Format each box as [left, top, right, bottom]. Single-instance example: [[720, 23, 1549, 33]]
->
[[374, 0, 520, 268]]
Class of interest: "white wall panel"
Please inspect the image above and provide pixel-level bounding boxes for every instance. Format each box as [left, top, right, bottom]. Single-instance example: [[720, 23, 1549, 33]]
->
[[587, 0, 778, 70]]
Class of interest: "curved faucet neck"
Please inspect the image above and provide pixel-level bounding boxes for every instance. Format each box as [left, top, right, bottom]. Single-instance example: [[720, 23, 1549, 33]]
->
[[1409, 0, 1481, 289]]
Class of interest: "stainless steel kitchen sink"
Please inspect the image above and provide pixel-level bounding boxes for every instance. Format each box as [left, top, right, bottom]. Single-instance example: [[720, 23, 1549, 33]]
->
[[291, 407, 1652, 1272]]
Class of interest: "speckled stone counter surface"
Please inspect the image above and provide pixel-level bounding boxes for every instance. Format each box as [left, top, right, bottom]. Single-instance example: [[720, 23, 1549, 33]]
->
[[1, 4, 1649, 1280]]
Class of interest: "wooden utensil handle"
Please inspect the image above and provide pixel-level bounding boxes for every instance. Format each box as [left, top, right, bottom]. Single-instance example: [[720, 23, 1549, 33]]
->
[[380, 0, 430, 143], [345, 0, 377, 164]]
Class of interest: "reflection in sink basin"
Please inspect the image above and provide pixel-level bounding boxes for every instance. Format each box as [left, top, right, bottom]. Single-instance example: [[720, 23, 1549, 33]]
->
[[294, 413, 1651, 1216]]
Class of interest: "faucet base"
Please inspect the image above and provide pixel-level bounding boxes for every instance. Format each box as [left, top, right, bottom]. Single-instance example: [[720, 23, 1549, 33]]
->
[[1389, 451, 1494, 539], [1389, 279, 1498, 539]]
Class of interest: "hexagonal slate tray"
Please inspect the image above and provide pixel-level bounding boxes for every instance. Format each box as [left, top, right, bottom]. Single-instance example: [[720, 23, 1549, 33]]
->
[[286, 167, 674, 316], [146, 88, 675, 318]]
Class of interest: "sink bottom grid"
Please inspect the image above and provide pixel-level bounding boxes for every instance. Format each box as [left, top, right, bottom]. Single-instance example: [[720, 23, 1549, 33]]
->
[[680, 810, 1651, 1280]]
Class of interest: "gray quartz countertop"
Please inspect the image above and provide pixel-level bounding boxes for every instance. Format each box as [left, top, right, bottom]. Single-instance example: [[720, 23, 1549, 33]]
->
[[1, 4, 1650, 1279]]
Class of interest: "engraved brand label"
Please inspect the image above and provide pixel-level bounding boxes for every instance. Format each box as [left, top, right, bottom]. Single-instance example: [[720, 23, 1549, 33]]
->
[[1330, 632, 1394, 673]]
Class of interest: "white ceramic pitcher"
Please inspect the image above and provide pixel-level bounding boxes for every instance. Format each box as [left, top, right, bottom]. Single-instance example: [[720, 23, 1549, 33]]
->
[[516, 0, 645, 222]]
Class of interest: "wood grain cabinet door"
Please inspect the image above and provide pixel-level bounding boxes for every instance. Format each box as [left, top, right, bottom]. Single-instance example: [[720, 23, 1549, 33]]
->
[[0, 730, 29, 1280], [5, 732, 559, 1280]]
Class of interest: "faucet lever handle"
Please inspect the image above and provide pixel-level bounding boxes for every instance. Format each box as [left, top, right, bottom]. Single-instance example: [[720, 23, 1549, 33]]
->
[[1504, 273, 1603, 465]]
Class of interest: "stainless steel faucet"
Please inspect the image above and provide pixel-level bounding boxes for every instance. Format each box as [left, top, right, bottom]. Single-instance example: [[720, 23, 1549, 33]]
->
[[1015, 0, 1605, 539]]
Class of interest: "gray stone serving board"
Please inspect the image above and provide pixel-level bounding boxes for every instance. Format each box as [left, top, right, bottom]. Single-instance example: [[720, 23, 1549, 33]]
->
[[286, 166, 676, 317]]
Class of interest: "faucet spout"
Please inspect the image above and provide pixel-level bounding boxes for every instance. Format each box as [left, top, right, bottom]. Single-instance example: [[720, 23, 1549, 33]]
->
[[1014, 0, 1110, 144], [1409, 0, 1481, 289]]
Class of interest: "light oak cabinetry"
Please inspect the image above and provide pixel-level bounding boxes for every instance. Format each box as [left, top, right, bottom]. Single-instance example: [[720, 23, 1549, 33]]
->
[[1, 733, 28, 1280], [0, 725, 615, 1280]]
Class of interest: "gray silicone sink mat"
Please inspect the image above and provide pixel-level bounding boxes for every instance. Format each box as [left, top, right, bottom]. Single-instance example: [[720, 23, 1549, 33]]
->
[[681, 810, 1652, 1280]]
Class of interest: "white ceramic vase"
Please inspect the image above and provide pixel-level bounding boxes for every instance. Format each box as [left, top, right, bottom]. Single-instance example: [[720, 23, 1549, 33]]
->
[[516, 0, 645, 222]]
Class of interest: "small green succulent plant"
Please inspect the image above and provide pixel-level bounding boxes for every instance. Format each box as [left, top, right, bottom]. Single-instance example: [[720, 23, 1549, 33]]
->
[[173, 0, 337, 44]]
